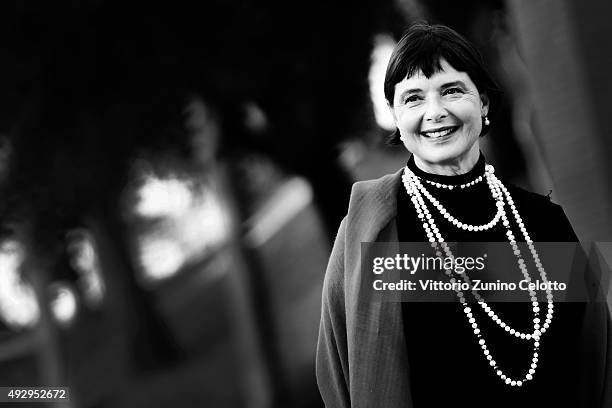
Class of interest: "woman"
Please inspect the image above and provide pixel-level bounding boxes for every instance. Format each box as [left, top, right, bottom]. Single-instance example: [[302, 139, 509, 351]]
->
[[316, 23, 611, 407]]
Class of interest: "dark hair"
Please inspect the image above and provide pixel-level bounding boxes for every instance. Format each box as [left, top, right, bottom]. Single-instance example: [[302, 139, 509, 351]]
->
[[384, 22, 501, 144]]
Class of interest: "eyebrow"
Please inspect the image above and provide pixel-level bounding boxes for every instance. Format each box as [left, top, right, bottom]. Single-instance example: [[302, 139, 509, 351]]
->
[[397, 80, 468, 102], [440, 81, 468, 89], [396, 88, 422, 103]]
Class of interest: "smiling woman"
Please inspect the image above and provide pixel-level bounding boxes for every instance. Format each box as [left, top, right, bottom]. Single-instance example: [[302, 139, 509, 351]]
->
[[316, 23, 612, 408], [383, 23, 499, 175]]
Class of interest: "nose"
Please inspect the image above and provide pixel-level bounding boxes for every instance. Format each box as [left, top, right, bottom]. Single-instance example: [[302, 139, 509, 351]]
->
[[423, 96, 447, 122]]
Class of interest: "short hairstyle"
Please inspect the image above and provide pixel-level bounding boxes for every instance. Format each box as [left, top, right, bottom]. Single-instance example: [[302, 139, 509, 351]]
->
[[384, 22, 501, 144]]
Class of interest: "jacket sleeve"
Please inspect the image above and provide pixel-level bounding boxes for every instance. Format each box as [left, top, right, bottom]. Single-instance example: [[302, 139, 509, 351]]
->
[[316, 217, 351, 408]]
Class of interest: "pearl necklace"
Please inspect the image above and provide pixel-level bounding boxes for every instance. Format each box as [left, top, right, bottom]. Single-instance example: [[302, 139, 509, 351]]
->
[[401, 163, 554, 387], [409, 168, 553, 336], [421, 174, 484, 190]]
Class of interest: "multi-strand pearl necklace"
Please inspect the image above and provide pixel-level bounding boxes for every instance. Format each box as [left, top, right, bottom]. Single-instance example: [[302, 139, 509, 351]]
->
[[402, 163, 554, 387]]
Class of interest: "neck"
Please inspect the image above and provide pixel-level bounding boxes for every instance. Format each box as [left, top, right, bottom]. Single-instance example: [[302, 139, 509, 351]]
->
[[414, 145, 480, 176]]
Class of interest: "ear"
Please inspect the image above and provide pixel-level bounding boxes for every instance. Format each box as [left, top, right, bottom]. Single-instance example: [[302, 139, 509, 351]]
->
[[480, 93, 490, 116]]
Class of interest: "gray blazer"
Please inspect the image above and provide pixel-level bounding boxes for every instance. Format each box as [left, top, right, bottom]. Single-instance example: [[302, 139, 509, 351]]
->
[[315, 169, 612, 407]]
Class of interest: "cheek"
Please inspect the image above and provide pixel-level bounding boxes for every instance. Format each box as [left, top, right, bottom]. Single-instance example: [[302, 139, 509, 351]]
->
[[396, 112, 422, 134], [452, 102, 482, 126], [465, 112, 483, 133]]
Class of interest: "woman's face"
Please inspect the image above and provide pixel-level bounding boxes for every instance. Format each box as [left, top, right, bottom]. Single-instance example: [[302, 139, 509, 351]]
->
[[390, 59, 488, 171]]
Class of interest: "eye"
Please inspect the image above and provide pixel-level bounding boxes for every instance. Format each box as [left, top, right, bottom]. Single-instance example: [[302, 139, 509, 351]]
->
[[443, 87, 464, 96], [402, 94, 422, 105]]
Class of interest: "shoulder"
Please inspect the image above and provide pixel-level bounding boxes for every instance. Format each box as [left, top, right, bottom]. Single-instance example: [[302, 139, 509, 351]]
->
[[503, 182, 577, 241], [348, 168, 403, 215], [336, 168, 403, 245], [504, 182, 562, 211]]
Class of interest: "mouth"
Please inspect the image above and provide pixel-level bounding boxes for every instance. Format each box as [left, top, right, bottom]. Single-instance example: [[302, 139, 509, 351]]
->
[[420, 125, 460, 139]]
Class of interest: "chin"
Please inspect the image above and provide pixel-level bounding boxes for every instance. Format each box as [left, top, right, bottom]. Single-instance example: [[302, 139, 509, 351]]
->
[[420, 146, 470, 165]]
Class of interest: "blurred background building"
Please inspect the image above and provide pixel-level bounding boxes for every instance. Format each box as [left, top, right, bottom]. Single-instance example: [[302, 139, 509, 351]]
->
[[0, 0, 610, 407]]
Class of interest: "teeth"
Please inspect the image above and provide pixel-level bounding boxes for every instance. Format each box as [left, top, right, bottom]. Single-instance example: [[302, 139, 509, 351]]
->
[[423, 128, 454, 138]]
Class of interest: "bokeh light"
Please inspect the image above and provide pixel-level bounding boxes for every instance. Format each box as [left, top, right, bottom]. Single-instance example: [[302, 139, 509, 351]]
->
[[0, 241, 40, 330]]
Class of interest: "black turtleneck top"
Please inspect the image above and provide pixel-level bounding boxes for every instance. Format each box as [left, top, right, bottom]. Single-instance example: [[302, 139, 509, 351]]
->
[[397, 154, 593, 407]]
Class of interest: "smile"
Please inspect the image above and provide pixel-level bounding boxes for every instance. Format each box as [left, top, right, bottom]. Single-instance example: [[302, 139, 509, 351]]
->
[[420, 126, 460, 139]]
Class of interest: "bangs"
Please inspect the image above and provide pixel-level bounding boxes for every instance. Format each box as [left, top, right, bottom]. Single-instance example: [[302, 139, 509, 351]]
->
[[402, 37, 446, 80], [391, 39, 476, 89]]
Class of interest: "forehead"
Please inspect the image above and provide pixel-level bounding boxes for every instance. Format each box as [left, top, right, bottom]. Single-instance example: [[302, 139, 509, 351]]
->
[[394, 59, 476, 91]]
